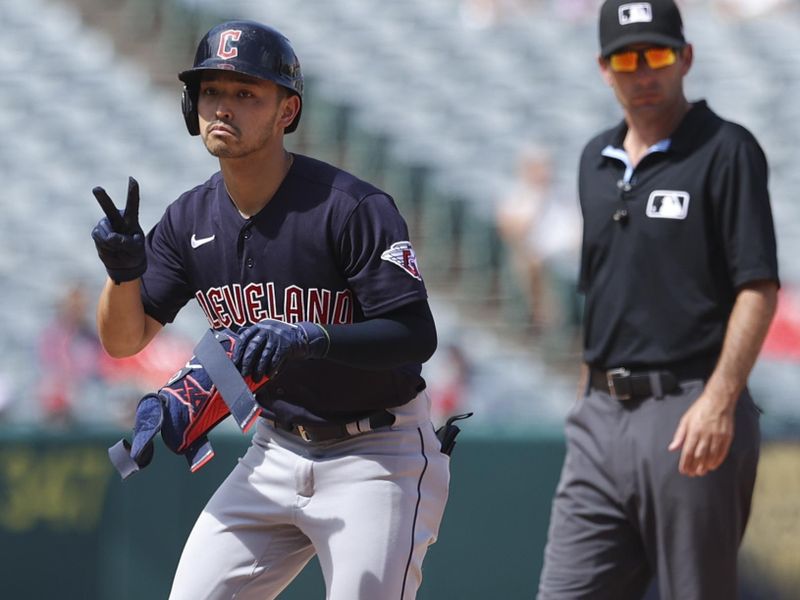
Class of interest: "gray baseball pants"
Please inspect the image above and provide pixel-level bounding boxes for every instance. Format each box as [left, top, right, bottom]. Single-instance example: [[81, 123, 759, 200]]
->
[[538, 377, 760, 600], [168, 392, 450, 600]]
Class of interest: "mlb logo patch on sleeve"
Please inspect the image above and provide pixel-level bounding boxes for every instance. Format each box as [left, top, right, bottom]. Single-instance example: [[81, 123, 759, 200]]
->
[[646, 190, 690, 220], [381, 241, 422, 280]]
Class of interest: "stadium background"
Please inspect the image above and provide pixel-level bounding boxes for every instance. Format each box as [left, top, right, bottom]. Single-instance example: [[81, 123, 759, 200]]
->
[[1, 0, 799, 597]]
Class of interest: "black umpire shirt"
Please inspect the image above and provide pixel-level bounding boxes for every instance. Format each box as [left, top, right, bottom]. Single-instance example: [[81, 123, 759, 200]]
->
[[578, 100, 779, 370]]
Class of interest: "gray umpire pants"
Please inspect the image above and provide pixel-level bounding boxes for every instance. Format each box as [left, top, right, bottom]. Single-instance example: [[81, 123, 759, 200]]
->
[[538, 377, 761, 600]]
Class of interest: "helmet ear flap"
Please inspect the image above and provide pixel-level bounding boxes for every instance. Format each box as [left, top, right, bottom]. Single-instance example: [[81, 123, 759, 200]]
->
[[181, 84, 200, 136]]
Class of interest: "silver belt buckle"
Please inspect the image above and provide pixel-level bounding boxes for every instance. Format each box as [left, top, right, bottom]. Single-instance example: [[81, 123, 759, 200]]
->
[[606, 367, 631, 401], [296, 425, 312, 442]]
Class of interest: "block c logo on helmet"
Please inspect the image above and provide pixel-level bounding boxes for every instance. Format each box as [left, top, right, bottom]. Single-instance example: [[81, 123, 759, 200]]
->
[[217, 30, 242, 60]]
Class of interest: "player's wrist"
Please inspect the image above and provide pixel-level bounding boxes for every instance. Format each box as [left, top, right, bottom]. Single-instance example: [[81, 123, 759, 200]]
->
[[297, 321, 330, 359], [105, 258, 147, 285], [106, 262, 147, 285]]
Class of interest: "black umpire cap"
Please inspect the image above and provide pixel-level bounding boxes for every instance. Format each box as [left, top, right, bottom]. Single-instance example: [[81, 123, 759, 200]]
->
[[599, 0, 687, 57]]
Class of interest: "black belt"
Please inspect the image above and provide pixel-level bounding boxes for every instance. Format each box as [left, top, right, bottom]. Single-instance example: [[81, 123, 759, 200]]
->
[[589, 355, 716, 401], [265, 410, 397, 443], [589, 354, 718, 401], [589, 368, 680, 401]]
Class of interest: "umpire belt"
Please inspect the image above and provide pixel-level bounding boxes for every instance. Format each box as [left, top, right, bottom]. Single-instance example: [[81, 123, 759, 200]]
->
[[264, 410, 397, 443], [589, 368, 680, 401], [588, 354, 717, 401]]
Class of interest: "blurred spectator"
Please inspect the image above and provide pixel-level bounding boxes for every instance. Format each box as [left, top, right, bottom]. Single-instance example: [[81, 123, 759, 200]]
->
[[36, 284, 104, 427], [427, 342, 473, 425], [35, 283, 195, 429], [98, 333, 194, 392], [98, 327, 195, 427], [761, 286, 800, 361], [495, 146, 582, 339]]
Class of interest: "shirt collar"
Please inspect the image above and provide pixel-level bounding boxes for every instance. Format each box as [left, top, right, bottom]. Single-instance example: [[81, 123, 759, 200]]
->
[[600, 139, 672, 183], [597, 100, 710, 180], [668, 99, 711, 154]]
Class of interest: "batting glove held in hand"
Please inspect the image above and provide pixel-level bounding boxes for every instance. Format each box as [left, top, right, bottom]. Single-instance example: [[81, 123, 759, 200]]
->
[[91, 176, 146, 284], [233, 320, 330, 382]]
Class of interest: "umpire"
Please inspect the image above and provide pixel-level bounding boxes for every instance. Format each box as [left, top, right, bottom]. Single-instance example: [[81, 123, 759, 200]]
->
[[538, 1, 779, 599]]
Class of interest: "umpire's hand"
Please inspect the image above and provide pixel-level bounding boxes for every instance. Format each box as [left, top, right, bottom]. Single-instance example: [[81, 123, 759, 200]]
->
[[668, 391, 735, 477], [232, 320, 330, 382], [91, 176, 146, 284]]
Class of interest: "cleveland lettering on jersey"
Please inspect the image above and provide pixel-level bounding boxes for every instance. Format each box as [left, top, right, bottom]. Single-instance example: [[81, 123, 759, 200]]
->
[[195, 284, 353, 329]]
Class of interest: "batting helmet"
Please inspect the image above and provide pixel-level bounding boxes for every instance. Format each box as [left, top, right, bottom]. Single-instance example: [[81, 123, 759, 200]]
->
[[178, 20, 304, 136]]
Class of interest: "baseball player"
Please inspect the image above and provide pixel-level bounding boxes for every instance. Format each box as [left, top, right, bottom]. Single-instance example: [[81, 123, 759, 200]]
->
[[537, 1, 779, 599], [91, 20, 450, 599]]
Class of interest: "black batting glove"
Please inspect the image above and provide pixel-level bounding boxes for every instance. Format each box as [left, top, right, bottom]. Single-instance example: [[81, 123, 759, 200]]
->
[[91, 176, 147, 284], [232, 320, 330, 382]]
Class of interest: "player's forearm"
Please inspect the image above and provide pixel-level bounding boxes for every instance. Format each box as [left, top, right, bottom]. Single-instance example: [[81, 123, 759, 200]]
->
[[704, 280, 778, 407], [96, 278, 160, 357], [323, 300, 437, 368]]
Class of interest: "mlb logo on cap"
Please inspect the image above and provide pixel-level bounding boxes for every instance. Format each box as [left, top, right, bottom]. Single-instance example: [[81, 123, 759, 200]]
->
[[646, 190, 690, 220], [619, 3, 653, 25], [599, 0, 686, 57]]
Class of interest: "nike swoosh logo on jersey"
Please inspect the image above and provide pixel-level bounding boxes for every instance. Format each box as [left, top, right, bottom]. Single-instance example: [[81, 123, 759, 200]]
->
[[191, 234, 216, 248]]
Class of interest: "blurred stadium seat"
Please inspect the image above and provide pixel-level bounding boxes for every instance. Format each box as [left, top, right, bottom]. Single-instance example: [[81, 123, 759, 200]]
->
[[3, 0, 800, 431]]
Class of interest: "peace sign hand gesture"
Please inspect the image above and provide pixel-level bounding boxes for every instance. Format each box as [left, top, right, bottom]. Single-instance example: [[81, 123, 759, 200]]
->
[[91, 177, 147, 284]]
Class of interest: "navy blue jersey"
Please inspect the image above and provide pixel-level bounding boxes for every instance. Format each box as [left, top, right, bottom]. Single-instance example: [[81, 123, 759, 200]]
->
[[140, 154, 428, 424]]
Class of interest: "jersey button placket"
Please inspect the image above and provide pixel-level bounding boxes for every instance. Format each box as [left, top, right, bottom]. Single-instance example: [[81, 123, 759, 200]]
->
[[240, 224, 254, 268]]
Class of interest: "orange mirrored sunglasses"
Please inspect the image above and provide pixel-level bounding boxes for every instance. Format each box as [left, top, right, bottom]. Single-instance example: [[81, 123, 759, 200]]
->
[[609, 47, 677, 73]]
